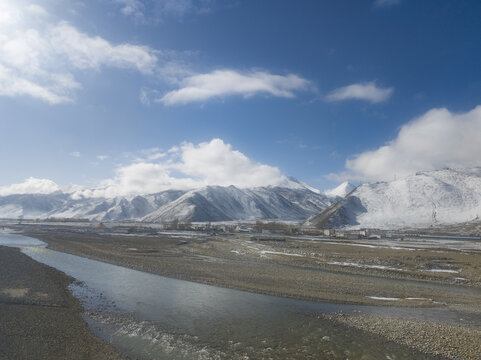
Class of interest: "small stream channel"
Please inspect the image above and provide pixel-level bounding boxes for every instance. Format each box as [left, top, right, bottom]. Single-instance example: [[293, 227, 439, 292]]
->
[[1, 233, 470, 359]]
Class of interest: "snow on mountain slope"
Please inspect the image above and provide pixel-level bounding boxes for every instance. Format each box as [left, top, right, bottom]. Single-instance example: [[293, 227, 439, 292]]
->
[[327, 168, 481, 229], [0, 191, 186, 221], [324, 181, 356, 198], [0, 182, 330, 223], [142, 185, 332, 223], [0, 193, 69, 219], [6, 168, 480, 227]]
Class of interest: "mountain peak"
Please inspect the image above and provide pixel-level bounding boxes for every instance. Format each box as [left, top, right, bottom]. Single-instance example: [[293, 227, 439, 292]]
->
[[324, 181, 356, 198], [276, 176, 321, 193], [320, 167, 481, 229]]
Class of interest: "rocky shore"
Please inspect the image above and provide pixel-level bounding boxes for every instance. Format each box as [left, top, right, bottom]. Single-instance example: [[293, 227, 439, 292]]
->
[[0, 246, 126, 360], [325, 313, 481, 360]]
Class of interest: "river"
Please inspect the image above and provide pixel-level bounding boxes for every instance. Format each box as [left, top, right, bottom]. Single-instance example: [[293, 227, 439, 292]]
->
[[1, 233, 460, 359]]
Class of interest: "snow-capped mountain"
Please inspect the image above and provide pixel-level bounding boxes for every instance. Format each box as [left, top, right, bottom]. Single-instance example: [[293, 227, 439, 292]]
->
[[317, 168, 481, 229], [0, 182, 331, 223], [324, 181, 356, 198], [4, 168, 481, 228], [143, 185, 331, 223], [0, 191, 185, 221]]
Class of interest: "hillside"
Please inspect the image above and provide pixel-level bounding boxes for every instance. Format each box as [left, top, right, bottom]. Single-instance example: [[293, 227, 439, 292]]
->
[[0, 184, 331, 223], [322, 168, 481, 229]]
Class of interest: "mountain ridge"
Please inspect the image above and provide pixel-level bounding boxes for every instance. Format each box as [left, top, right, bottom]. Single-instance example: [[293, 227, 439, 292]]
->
[[2, 168, 481, 228], [317, 167, 481, 229], [0, 183, 331, 223]]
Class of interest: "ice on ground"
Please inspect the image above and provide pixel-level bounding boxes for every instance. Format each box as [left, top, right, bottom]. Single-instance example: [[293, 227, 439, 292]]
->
[[327, 261, 405, 272], [366, 296, 400, 301], [426, 269, 460, 274], [260, 250, 303, 257], [324, 241, 416, 251]]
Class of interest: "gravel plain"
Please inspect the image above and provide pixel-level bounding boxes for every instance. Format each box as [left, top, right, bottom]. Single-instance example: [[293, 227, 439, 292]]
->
[[0, 246, 126, 360], [8, 223, 481, 359]]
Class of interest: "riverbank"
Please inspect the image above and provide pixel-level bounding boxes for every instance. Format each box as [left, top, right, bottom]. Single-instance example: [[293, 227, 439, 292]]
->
[[0, 246, 126, 360], [324, 313, 481, 360], [22, 226, 481, 309], [13, 225, 481, 359]]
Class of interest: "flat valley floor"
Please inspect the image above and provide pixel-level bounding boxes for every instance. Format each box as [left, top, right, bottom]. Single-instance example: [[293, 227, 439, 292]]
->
[[3, 224, 481, 359]]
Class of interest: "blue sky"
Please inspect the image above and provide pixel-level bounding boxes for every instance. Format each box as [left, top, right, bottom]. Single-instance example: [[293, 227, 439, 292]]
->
[[1, 0, 481, 196]]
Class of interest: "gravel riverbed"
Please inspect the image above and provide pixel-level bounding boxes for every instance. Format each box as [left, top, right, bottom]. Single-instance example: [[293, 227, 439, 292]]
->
[[9, 224, 481, 359], [0, 246, 126, 360]]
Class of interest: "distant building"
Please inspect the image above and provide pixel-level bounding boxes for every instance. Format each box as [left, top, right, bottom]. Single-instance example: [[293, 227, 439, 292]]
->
[[94, 222, 105, 229]]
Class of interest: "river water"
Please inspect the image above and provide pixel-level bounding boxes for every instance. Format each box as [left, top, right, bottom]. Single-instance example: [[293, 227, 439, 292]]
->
[[0, 233, 460, 359]]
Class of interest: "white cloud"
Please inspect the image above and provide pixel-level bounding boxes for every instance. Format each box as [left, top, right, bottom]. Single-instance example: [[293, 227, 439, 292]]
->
[[326, 82, 393, 103], [0, 2, 304, 106], [173, 138, 285, 187], [96, 155, 108, 161], [26, 4, 49, 16], [49, 22, 159, 74], [0, 2, 21, 26], [115, 0, 145, 19], [0, 1, 159, 104], [374, 0, 401, 7], [139, 88, 150, 104], [70, 151, 81, 158], [0, 177, 60, 196], [0, 64, 77, 104], [75, 138, 287, 197], [340, 105, 481, 182], [159, 69, 311, 105], [139, 87, 163, 105], [113, 0, 212, 23]]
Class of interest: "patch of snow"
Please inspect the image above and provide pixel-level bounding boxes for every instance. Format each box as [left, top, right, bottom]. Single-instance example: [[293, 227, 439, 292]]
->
[[260, 250, 303, 257], [324, 241, 415, 251], [327, 261, 405, 272], [324, 181, 356, 198], [366, 296, 400, 301], [426, 269, 460, 274]]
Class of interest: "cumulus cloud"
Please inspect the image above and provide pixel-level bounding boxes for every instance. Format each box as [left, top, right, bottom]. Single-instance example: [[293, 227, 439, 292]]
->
[[75, 138, 288, 197], [0, 177, 60, 196], [173, 138, 285, 186], [0, 1, 159, 104], [159, 69, 311, 105], [339, 105, 481, 182], [326, 82, 393, 103]]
